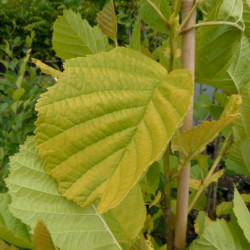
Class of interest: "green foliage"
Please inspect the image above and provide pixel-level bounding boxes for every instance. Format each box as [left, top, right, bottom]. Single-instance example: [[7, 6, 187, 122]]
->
[[0, 43, 54, 192], [190, 188, 250, 249], [0, 0, 250, 249], [0, 0, 104, 59], [0, 193, 34, 249], [196, 0, 245, 93], [6, 137, 146, 249]]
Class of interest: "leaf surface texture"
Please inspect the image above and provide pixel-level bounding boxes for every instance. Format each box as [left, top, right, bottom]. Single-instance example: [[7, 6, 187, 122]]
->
[[6, 138, 146, 250], [35, 47, 193, 213]]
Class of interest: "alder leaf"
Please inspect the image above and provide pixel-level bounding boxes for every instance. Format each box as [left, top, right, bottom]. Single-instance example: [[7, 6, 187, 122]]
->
[[6, 137, 146, 250], [97, 0, 117, 42], [139, 0, 171, 34], [52, 9, 111, 59], [32, 59, 62, 79], [198, 36, 250, 93], [172, 95, 241, 167], [196, 0, 244, 93], [0, 193, 34, 249], [35, 47, 193, 213], [33, 221, 55, 250], [189, 219, 250, 250]]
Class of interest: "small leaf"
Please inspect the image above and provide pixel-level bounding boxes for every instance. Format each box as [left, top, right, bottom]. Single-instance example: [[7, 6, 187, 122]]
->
[[194, 93, 211, 121], [97, 0, 117, 42], [149, 191, 161, 208], [52, 9, 111, 59], [190, 169, 224, 190], [140, 162, 161, 201], [35, 47, 193, 213], [129, 17, 141, 51], [32, 59, 62, 79], [12, 88, 25, 101], [216, 201, 233, 217], [33, 221, 55, 250], [172, 95, 241, 166], [139, 0, 171, 34], [194, 211, 211, 235]]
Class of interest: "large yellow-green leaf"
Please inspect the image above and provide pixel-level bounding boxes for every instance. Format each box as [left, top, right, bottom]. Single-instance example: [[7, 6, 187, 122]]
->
[[6, 137, 146, 250], [52, 9, 111, 59], [172, 95, 241, 167], [189, 219, 250, 250], [227, 82, 250, 174], [196, 0, 244, 92], [0, 193, 34, 249], [97, 0, 117, 42], [34, 47, 193, 213], [139, 0, 171, 34], [243, 0, 250, 36]]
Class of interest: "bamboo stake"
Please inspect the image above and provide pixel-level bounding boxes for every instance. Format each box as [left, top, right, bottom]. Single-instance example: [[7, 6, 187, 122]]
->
[[174, 1, 196, 249]]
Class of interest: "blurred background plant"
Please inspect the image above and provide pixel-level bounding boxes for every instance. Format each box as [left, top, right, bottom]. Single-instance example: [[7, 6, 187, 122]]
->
[[0, 32, 55, 192]]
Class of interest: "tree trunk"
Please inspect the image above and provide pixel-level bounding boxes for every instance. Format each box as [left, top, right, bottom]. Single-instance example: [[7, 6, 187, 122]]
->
[[174, 1, 196, 249]]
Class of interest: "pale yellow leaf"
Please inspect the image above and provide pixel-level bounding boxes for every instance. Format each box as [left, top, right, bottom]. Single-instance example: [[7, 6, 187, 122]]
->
[[32, 58, 62, 79]]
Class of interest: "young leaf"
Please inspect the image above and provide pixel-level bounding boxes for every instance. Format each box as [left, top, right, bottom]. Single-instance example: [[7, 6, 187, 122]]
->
[[52, 9, 111, 59], [34, 47, 193, 213], [216, 201, 233, 217], [6, 137, 146, 249], [194, 211, 211, 236], [32, 59, 62, 79], [0, 193, 34, 249], [139, 0, 171, 34], [190, 169, 224, 190], [196, 0, 244, 93], [33, 221, 55, 250], [129, 17, 141, 51], [140, 162, 161, 201], [97, 0, 117, 42], [172, 95, 241, 166]]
